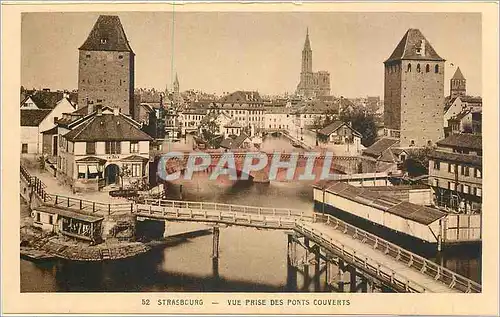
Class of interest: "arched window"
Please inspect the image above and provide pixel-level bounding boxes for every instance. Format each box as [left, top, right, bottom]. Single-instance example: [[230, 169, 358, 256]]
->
[[426, 64, 430, 73], [416, 64, 421, 73], [435, 64, 439, 73], [407, 63, 412, 72]]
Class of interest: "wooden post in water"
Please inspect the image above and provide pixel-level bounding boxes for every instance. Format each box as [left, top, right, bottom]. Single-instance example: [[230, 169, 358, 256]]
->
[[212, 226, 220, 279], [286, 234, 297, 291], [349, 265, 357, 292], [314, 245, 321, 291], [302, 237, 310, 291]]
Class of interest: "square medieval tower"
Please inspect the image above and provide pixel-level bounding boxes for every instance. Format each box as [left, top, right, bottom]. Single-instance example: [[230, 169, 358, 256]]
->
[[384, 29, 445, 147], [78, 15, 135, 115]]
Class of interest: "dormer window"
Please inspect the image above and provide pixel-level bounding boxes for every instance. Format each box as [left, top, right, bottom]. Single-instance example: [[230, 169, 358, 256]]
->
[[100, 38, 107, 44]]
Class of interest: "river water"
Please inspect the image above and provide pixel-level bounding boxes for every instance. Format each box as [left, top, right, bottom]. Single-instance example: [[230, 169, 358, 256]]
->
[[20, 135, 481, 292]]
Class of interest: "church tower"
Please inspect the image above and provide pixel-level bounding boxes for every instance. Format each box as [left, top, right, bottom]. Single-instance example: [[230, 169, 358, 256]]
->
[[384, 28, 445, 147], [78, 15, 135, 115], [450, 67, 466, 98], [301, 28, 312, 74], [173, 73, 180, 94]]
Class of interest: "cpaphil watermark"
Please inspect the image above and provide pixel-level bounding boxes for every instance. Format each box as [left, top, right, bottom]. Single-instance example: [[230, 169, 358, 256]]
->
[[157, 152, 339, 181]]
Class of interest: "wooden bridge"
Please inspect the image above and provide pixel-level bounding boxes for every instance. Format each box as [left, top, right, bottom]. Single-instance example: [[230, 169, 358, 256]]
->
[[20, 165, 481, 293], [135, 199, 481, 293]]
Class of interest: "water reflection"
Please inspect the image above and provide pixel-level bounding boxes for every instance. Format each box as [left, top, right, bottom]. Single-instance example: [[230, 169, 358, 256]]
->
[[20, 135, 481, 291]]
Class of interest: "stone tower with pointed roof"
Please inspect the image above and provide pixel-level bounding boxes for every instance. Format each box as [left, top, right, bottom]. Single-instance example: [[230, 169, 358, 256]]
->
[[78, 15, 135, 116], [383, 28, 445, 147], [296, 29, 330, 98], [450, 67, 466, 98]]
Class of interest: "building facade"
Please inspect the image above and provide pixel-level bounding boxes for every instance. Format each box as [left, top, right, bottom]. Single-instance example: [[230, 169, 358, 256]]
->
[[295, 29, 331, 98], [384, 28, 445, 147], [428, 134, 482, 213], [78, 15, 135, 116], [219, 91, 265, 131], [56, 107, 152, 192]]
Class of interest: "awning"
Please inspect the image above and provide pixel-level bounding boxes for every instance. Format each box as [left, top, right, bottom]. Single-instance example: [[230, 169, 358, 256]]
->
[[78, 165, 86, 173], [88, 165, 98, 174]]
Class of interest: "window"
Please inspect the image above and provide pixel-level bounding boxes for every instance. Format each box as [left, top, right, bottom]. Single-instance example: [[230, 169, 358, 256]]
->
[[49, 215, 53, 225], [36, 212, 40, 222], [426, 64, 430, 73], [131, 164, 141, 177], [464, 185, 469, 194], [86, 54, 91, 58], [130, 141, 139, 153], [416, 64, 421, 73], [450, 182, 456, 191], [475, 168, 482, 178], [433, 160, 440, 170], [86, 142, 96, 155], [21, 143, 28, 153], [464, 166, 470, 176], [105, 141, 121, 154], [78, 165, 86, 179], [410, 140, 415, 147], [448, 163, 455, 173], [118, 55, 123, 59], [407, 63, 411, 72], [476, 187, 482, 197], [100, 38, 107, 44], [88, 165, 99, 179], [435, 65, 439, 73]]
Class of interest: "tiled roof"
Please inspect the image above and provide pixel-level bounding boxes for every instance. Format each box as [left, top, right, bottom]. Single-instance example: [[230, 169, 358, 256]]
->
[[220, 134, 249, 149], [23, 91, 77, 109], [362, 137, 399, 157], [64, 113, 152, 142], [428, 150, 482, 167], [79, 15, 133, 52], [319, 182, 446, 225], [224, 119, 243, 128], [385, 29, 444, 63], [379, 148, 398, 163], [41, 125, 58, 134], [318, 121, 361, 137], [20, 109, 51, 126], [436, 134, 482, 151], [219, 91, 262, 103], [452, 67, 465, 80]]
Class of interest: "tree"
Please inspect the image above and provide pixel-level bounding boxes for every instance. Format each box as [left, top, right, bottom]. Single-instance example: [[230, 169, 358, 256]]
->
[[199, 118, 222, 149], [340, 110, 377, 147], [402, 146, 434, 177]]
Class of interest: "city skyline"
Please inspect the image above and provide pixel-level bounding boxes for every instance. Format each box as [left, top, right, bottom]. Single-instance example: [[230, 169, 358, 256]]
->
[[22, 12, 481, 98]]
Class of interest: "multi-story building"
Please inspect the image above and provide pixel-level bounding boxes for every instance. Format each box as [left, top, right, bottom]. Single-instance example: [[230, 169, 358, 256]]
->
[[78, 15, 135, 116], [383, 28, 445, 147], [428, 134, 482, 213], [56, 106, 152, 192], [219, 91, 265, 131], [263, 107, 294, 130], [20, 92, 76, 156], [295, 29, 331, 98]]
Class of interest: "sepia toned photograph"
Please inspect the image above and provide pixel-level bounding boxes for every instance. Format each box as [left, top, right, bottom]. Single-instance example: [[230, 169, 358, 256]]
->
[[2, 1, 499, 315]]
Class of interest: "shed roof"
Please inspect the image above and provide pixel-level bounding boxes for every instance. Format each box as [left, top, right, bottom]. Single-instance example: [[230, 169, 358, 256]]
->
[[35, 205, 104, 223], [436, 134, 482, 151], [316, 181, 446, 225]]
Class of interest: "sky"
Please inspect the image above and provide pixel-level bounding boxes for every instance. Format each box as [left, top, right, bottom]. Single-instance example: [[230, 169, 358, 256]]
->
[[21, 11, 481, 98]]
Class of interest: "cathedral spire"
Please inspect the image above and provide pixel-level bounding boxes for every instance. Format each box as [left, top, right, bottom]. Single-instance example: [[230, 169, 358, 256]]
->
[[303, 27, 311, 51]]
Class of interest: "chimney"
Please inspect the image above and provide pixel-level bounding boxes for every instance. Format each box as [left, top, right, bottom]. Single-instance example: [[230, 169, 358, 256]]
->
[[43, 88, 50, 92], [87, 102, 94, 115], [96, 104, 103, 116], [63, 90, 70, 99], [113, 107, 120, 116]]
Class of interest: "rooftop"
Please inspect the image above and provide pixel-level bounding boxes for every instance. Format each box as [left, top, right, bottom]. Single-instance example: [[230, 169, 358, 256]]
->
[[20, 109, 52, 127], [428, 149, 482, 167], [64, 112, 152, 142], [385, 28, 445, 63], [436, 134, 482, 151], [362, 137, 400, 158], [315, 182, 446, 225], [79, 15, 134, 53]]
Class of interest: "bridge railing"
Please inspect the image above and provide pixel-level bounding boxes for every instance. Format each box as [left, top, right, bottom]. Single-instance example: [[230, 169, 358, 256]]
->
[[295, 223, 428, 293], [313, 213, 481, 293], [43, 194, 134, 215], [136, 203, 298, 229], [142, 198, 313, 220]]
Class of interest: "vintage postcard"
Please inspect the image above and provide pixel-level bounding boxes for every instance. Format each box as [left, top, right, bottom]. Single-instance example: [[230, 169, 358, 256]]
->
[[1, 1, 499, 316]]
